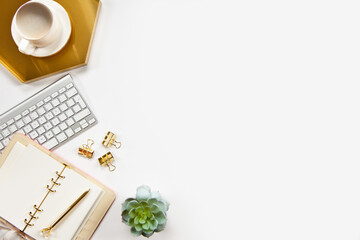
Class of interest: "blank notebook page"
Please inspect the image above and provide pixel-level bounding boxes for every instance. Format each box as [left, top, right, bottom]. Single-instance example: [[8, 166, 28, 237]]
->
[[0, 143, 104, 240]]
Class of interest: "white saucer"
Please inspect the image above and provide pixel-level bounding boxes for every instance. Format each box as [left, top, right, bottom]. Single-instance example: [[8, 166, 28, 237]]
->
[[11, 0, 71, 58]]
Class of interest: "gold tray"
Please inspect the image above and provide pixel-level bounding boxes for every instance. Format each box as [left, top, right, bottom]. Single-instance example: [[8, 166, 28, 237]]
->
[[0, 0, 101, 83]]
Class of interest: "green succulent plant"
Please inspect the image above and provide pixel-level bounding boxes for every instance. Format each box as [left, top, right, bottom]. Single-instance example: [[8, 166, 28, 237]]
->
[[121, 185, 169, 238]]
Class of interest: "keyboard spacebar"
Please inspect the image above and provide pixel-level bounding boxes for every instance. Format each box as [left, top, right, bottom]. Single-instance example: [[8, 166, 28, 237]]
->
[[74, 108, 90, 122], [43, 138, 59, 150]]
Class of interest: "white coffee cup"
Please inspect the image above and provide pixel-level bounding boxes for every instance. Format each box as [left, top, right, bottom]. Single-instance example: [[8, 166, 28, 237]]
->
[[13, 0, 62, 55]]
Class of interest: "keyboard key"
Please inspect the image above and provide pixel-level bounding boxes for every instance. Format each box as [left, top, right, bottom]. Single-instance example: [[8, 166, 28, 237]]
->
[[0, 142, 3, 150], [36, 100, 44, 107], [66, 99, 75, 107], [74, 95, 87, 108], [3, 138, 9, 147], [88, 118, 96, 125], [66, 88, 77, 98], [31, 120, 40, 129], [30, 112, 39, 120], [65, 109, 74, 117], [38, 116, 46, 125], [52, 126, 60, 135], [65, 128, 74, 137], [29, 105, 36, 111], [60, 103, 68, 112], [2, 129, 10, 137], [23, 116, 31, 124], [37, 107, 46, 116], [59, 123, 67, 131], [45, 131, 54, 139], [0, 123, 6, 130], [56, 132, 67, 143], [24, 125, 32, 133], [74, 127, 81, 133], [45, 112, 54, 120], [73, 104, 81, 113], [9, 125, 17, 133], [7, 119, 14, 125], [66, 118, 75, 126], [59, 95, 67, 102], [29, 131, 38, 139], [79, 119, 87, 125], [44, 96, 51, 102], [0, 134, 3, 141], [16, 120, 25, 129], [73, 109, 90, 122], [59, 87, 66, 94], [66, 83, 73, 89], [58, 113, 67, 122], [51, 118, 60, 126], [51, 92, 59, 98], [37, 135, 46, 144], [37, 126, 45, 135], [52, 98, 60, 107], [14, 114, 21, 121], [44, 122, 52, 131], [22, 110, 29, 116], [43, 137, 58, 149], [44, 103, 53, 111], [81, 122, 89, 129], [52, 108, 61, 116]]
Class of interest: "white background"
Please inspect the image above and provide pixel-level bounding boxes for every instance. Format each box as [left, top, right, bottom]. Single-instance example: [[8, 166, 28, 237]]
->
[[1, 0, 360, 239]]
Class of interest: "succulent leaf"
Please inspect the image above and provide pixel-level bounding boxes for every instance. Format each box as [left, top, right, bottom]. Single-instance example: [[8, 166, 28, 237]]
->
[[128, 200, 140, 209], [149, 219, 158, 231], [136, 185, 151, 200], [155, 223, 166, 232], [154, 211, 166, 225], [128, 208, 136, 218], [139, 218, 146, 224], [150, 191, 161, 200], [134, 216, 140, 225], [131, 227, 142, 236], [150, 204, 161, 213], [135, 224, 143, 232], [122, 198, 136, 211], [142, 221, 150, 230], [122, 210, 130, 221]]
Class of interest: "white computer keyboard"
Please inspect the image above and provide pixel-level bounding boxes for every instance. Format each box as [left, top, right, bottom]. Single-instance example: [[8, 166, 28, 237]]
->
[[0, 74, 97, 153]]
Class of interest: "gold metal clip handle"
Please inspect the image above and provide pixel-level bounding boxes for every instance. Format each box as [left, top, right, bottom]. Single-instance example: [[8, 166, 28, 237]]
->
[[107, 162, 116, 172]]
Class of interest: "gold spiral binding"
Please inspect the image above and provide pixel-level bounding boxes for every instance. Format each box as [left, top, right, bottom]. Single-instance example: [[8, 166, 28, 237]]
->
[[46, 185, 56, 192], [24, 219, 34, 227], [56, 171, 66, 179], [51, 178, 61, 185], [34, 204, 43, 212], [28, 212, 38, 219], [22, 164, 69, 232]]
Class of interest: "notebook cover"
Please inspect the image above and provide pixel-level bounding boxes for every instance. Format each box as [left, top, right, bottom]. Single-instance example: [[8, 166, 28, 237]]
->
[[0, 133, 115, 240]]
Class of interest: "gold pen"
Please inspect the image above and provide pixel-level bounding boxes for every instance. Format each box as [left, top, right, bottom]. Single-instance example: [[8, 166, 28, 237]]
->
[[42, 189, 90, 237]]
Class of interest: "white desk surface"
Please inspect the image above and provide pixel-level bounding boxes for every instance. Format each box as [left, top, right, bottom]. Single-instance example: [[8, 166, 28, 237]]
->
[[1, 0, 360, 239]]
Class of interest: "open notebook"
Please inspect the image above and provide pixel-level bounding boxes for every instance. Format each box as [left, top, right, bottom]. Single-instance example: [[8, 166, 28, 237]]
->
[[0, 134, 115, 240]]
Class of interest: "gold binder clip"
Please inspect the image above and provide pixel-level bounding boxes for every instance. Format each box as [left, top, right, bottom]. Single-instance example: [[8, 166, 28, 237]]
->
[[98, 152, 116, 172], [102, 131, 121, 149], [78, 139, 95, 158]]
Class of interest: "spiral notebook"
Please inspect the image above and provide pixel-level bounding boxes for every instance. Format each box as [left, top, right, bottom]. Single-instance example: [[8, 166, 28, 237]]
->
[[0, 133, 115, 240]]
